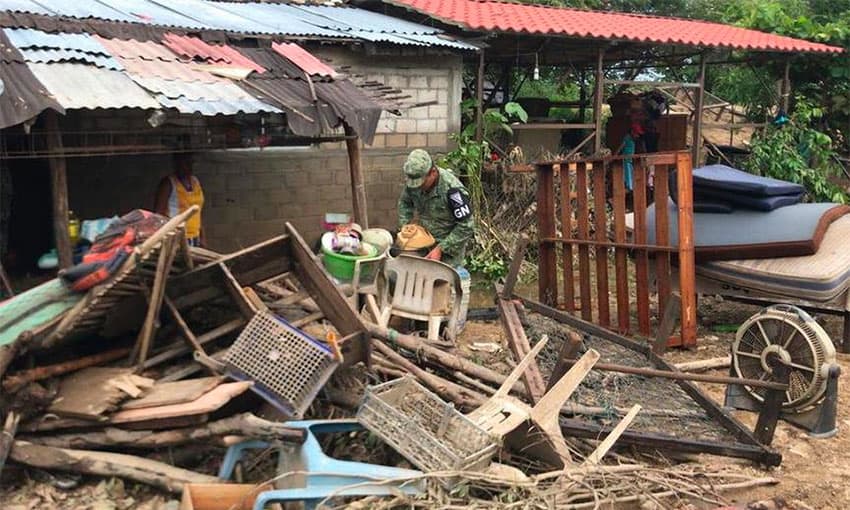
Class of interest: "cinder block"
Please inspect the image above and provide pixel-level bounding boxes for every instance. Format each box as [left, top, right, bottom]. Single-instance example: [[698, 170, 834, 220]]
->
[[406, 133, 428, 147], [417, 119, 437, 133], [309, 170, 334, 186], [284, 172, 309, 188], [429, 76, 449, 89], [418, 89, 438, 103], [408, 76, 429, 88], [435, 119, 448, 133], [395, 118, 417, 133], [385, 134, 407, 147], [367, 134, 386, 148], [410, 107, 430, 119], [428, 104, 448, 118], [427, 132, 449, 148], [225, 175, 253, 191]]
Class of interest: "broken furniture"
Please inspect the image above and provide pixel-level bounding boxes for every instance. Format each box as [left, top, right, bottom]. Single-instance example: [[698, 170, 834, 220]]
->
[[507, 290, 783, 465], [180, 483, 273, 510], [218, 419, 424, 510], [222, 311, 340, 418], [377, 254, 463, 342], [42, 207, 199, 366], [725, 305, 839, 437], [467, 335, 601, 468], [357, 376, 498, 483]]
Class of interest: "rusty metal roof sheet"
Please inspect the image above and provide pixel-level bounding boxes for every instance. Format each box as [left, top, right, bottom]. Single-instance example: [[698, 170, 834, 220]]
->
[[94, 36, 220, 82], [26, 62, 159, 109], [162, 33, 265, 73], [272, 42, 336, 78], [0, 28, 63, 127]]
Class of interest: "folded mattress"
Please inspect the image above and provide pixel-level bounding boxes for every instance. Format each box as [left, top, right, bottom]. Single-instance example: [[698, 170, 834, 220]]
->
[[646, 198, 849, 261], [696, 214, 850, 302], [691, 164, 806, 196]]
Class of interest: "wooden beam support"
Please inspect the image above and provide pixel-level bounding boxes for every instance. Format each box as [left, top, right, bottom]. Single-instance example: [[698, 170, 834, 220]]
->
[[475, 49, 485, 144], [592, 48, 605, 153], [675, 152, 697, 347], [44, 110, 72, 269], [344, 123, 368, 228], [753, 354, 790, 445], [652, 292, 681, 355], [498, 298, 546, 403], [691, 53, 707, 166], [501, 234, 529, 299], [536, 164, 557, 306]]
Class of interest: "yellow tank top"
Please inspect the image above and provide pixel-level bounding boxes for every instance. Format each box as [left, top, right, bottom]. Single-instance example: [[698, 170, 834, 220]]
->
[[168, 175, 204, 239]]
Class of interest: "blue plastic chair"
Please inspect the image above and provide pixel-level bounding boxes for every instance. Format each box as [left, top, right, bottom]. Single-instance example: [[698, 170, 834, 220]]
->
[[218, 419, 424, 510]]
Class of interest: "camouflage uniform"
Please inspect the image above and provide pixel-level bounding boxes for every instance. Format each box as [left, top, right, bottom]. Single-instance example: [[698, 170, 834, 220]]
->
[[398, 167, 474, 267]]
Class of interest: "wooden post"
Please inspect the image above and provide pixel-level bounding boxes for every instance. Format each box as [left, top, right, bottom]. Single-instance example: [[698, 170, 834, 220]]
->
[[44, 110, 72, 269], [344, 123, 368, 228], [691, 54, 707, 166], [475, 49, 485, 144], [676, 152, 697, 347], [780, 59, 791, 114], [652, 292, 681, 355], [579, 69, 587, 123], [592, 48, 605, 153], [536, 164, 557, 306], [502, 234, 529, 299]]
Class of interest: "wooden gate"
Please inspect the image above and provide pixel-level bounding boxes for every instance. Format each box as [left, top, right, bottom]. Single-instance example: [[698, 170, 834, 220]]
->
[[535, 151, 697, 348]]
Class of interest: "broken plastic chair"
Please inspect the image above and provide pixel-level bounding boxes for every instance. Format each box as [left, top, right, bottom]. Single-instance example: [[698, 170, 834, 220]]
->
[[466, 335, 601, 468], [377, 254, 463, 342], [218, 419, 425, 510]]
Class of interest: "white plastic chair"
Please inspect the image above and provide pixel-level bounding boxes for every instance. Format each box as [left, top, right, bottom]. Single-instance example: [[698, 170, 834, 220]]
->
[[377, 255, 463, 342]]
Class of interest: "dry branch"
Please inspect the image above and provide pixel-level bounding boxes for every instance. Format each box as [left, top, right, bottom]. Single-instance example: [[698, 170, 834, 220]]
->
[[9, 441, 217, 492], [20, 412, 305, 450], [0, 412, 19, 477]]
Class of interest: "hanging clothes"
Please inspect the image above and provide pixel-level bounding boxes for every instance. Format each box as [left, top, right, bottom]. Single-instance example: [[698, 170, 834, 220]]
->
[[167, 175, 204, 244]]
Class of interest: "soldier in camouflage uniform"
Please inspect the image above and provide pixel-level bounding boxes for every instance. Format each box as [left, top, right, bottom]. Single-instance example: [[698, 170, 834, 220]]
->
[[397, 149, 474, 267]]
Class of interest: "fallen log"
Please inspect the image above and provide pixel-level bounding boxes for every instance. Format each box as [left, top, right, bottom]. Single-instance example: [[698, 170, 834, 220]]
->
[[9, 441, 218, 493], [0, 332, 31, 381], [20, 412, 305, 450], [372, 340, 485, 408], [674, 356, 731, 373], [0, 412, 19, 478], [3, 346, 133, 393], [366, 322, 529, 398]]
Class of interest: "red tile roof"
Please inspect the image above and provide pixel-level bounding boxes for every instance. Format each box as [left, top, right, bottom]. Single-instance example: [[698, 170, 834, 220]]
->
[[386, 0, 843, 54], [162, 33, 266, 74], [272, 42, 338, 78]]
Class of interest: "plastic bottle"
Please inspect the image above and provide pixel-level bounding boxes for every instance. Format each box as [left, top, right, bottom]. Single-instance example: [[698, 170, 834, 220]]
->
[[68, 211, 80, 245]]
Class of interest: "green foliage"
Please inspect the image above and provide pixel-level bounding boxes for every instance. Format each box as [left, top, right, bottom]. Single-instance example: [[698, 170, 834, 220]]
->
[[744, 100, 848, 203], [441, 101, 528, 282]]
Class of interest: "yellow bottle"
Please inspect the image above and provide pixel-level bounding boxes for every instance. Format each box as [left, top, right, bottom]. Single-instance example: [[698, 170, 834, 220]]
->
[[68, 210, 80, 245]]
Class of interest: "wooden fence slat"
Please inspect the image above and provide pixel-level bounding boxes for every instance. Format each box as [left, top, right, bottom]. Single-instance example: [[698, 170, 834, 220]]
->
[[575, 162, 592, 321], [611, 162, 629, 334], [537, 164, 558, 306], [675, 153, 698, 347], [592, 163, 610, 327], [654, 164, 672, 316], [633, 158, 651, 335], [559, 164, 576, 311]]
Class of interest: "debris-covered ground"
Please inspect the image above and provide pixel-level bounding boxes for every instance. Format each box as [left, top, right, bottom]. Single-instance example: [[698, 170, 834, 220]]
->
[[1, 217, 847, 510]]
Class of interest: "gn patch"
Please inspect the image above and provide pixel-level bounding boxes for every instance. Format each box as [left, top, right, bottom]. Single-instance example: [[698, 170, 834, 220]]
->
[[447, 187, 472, 221]]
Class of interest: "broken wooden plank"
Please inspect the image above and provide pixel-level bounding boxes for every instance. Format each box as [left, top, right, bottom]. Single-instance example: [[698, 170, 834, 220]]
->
[[21, 412, 305, 450], [290, 311, 325, 328], [501, 235, 529, 299], [121, 377, 223, 410], [48, 367, 138, 420], [134, 234, 180, 366], [652, 291, 681, 355], [674, 356, 731, 373], [163, 295, 205, 354], [140, 318, 244, 370], [9, 441, 217, 492], [582, 404, 641, 466], [110, 381, 253, 425], [2, 346, 132, 393], [498, 298, 546, 403]]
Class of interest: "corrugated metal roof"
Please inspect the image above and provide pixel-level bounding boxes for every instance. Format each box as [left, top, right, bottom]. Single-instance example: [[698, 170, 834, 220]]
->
[[26, 62, 159, 109], [162, 33, 265, 73], [386, 0, 843, 53], [272, 42, 336, 78], [0, 27, 64, 127], [155, 95, 279, 115], [95, 36, 220, 82], [4, 28, 123, 69], [0, 0, 476, 49]]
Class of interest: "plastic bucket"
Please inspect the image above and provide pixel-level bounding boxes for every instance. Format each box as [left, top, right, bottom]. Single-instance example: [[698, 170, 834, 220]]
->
[[322, 242, 378, 280]]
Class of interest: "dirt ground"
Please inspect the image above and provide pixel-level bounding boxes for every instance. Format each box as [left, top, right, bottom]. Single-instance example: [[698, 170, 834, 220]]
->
[[457, 294, 850, 510]]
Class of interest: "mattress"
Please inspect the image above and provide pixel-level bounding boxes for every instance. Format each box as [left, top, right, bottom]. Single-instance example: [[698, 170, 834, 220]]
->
[[691, 164, 805, 196], [646, 198, 849, 261], [697, 214, 850, 302], [693, 188, 804, 212]]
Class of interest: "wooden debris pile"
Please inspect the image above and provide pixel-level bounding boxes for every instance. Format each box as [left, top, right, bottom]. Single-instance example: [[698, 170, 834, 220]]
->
[[0, 214, 782, 508]]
